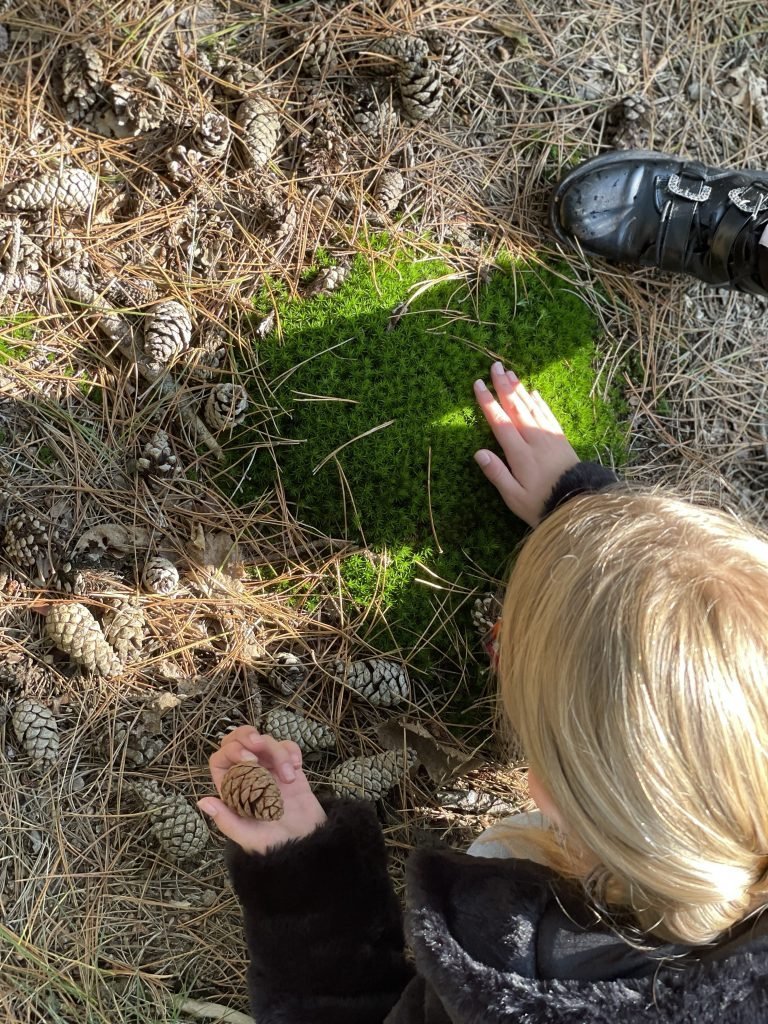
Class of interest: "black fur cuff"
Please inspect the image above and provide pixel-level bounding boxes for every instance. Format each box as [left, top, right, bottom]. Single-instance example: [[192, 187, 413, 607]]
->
[[542, 461, 620, 519]]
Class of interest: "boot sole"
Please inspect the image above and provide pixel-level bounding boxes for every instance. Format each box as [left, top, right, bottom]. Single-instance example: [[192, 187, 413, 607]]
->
[[548, 149, 679, 249]]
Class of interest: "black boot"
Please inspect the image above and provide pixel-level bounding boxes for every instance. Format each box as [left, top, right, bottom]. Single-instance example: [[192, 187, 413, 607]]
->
[[549, 150, 768, 297]]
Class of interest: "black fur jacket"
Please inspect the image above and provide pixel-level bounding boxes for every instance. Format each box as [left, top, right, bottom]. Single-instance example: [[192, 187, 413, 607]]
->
[[227, 800, 768, 1024], [225, 462, 768, 1022]]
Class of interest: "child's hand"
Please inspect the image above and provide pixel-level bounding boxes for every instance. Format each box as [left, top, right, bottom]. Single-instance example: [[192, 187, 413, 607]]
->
[[473, 362, 579, 527], [199, 726, 327, 854]]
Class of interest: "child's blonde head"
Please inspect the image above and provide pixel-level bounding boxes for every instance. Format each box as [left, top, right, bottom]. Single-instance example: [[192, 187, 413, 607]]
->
[[499, 488, 768, 945]]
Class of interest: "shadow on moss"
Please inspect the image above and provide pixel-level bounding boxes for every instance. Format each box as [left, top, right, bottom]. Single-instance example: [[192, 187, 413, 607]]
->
[[223, 251, 627, 699]]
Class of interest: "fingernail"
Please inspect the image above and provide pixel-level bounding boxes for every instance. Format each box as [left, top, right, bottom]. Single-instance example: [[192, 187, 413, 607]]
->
[[492, 361, 504, 374], [280, 763, 296, 783], [198, 800, 219, 818], [240, 751, 259, 761], [474, 450, 491, 467], [507, 369, 518, 382], [474, 379, 487, 391]]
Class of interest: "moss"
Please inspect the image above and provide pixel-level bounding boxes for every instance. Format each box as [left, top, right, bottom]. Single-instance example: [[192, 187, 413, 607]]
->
[[232, 246, 627, 677]]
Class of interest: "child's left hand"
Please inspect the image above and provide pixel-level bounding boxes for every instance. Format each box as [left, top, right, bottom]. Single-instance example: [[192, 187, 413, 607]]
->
[[198, 726, 327, 854]]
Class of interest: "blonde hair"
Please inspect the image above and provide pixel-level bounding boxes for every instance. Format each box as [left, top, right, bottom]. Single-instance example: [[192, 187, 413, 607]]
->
[[498, 488, 768, 946]]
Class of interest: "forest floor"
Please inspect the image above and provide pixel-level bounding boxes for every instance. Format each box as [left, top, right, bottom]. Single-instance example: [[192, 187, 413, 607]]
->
[[0, 2, 766, 1021]]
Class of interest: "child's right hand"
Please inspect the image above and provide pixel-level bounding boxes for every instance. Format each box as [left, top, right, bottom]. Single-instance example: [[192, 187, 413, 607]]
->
[[199, 726, 327, 854], [473, 362, 579, 527]]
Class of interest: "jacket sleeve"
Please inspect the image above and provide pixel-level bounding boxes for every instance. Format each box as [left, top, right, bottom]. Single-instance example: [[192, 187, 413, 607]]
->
[[541, 460, 620, 520], [225, 797, 414, 1024]]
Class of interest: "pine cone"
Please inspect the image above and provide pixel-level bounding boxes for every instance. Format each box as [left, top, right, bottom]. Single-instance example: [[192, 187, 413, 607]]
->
[[370, 35, 428, 67], [471, 593, 500, 638], [108, 720, 164, 767], [109, 70, 169, 135], [49, 557, 85, 595], [143, 301, 192, 368], [221, 763, 284, 819], [264, 707, 336, 753], [400, 53, 443, 122], [328, 748, 415, 801], [3, 510, 64, 583], [204, 382, 249, 431], [304, 264, 350, 298], [102, 597, 145, 661], [11, 699, 59, 764], [0, 657, 56, 699], [3, 168, 98, 214], [351, 85, 398, 137], [194, 111, 231, 158], [141, 556, 179, 595], [268, 651, 308, 696], [423, 30, 465, 78], [60, 42, 104, 119], [45, 602, 122, 676], [368, 35, 442, 122], [0, 220, 41, 273], [299, 107, 349, 182], [131, 429, 180, 488], [336, 657, 410, 706], [28, 219, 88, 272], [373, 169, 404, 213], [130, 779, 209, 862], [235, 97, 280, 170]]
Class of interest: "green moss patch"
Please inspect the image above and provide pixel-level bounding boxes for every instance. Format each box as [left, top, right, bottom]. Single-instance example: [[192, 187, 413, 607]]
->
[[235, 247, 627, 672]]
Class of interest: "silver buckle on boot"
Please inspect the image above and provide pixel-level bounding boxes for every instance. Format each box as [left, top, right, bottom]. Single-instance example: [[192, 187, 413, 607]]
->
[[668, 174, 711, 203], [728, 186, 768, 218]]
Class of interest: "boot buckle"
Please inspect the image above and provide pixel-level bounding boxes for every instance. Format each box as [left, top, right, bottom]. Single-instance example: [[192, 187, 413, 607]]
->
[[668, 174, 712, 203], [728, 185, 768, 218]]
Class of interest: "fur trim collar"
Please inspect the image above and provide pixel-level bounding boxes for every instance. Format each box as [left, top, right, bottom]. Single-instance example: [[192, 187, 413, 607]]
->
[[405, 848, 768, 1023]]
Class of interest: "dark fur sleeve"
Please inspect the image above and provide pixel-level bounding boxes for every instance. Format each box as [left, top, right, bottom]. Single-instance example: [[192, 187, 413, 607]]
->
[[541, 461, 620, 519], [225, 797, 413, 1024]]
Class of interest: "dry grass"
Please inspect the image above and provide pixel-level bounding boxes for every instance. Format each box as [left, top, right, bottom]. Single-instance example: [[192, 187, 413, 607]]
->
[[0, 0, 767, 1020]]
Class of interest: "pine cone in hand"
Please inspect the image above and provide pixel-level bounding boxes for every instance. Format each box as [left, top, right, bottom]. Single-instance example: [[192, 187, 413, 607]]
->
[[45, 602, 122, 676], [221, 762, 284, 819]]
